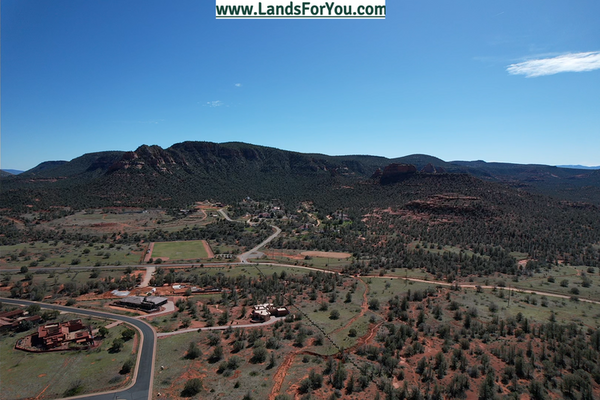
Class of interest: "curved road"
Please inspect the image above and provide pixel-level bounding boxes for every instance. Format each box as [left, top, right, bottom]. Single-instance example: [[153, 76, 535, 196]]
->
[[239, 225, 282, 263], [2, 298, 156, 400], [218, 207, 282, 263]]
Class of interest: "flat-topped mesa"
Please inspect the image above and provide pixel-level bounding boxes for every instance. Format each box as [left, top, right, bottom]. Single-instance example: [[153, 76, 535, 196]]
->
[[378, 163, 417, 184]]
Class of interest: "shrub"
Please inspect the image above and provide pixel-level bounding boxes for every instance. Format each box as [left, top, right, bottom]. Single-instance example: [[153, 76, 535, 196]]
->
[[298, 378, 312, 394], [120, 358, 135, 374], [63, 380, 84, 397], [181, 378, 203, 397], [208, 346, 223, 363], [368, 298, 380, 310], [251, 346, 267, 363], [186, 342, 201, 359], [447, 373, 470, 398], [109, 338, 124, 353], [570, 287, 580, 295], [121, 328, 136, 341]]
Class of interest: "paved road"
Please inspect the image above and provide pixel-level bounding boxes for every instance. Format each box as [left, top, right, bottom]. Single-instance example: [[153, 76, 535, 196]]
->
[[140, 266, 155, 288], [239, 225, 282, 263], [217, 207, 282, 263], [218, 207, 233, 222], [1, 298, 156, 400]]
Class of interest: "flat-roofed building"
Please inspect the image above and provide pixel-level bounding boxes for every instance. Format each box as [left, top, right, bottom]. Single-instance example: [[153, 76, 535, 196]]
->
[[34, 319, 93, 348], [117, 296, 168, 311]]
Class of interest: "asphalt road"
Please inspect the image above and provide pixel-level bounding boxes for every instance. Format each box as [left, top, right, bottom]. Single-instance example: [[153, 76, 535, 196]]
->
[[1, 298, 156, 400], [239, 225, 282, 263]]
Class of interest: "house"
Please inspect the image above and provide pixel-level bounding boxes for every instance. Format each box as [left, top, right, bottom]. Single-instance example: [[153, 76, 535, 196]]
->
[[250, 303, 289, 322], [0, 309, 42, 332], [269, 306, 290, 317], [251, 304, 272, 322], [34, 319, 93, 349]]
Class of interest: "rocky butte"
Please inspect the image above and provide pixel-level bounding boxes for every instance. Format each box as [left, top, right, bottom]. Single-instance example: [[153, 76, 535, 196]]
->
[[375, 163, 417, 185]]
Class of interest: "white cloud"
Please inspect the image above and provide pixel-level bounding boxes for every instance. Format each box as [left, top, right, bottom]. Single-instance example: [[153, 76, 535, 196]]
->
[[507, 51, 600, 78], [235, 83, 242, 87], [207, 100, 224, 107]]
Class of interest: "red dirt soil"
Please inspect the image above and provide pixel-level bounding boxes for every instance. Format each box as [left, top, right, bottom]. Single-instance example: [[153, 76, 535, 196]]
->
[[269, 351, 299, 400]]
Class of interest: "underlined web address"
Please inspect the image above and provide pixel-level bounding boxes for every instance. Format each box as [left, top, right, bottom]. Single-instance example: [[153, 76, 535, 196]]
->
[[216, 1, 386, 19]]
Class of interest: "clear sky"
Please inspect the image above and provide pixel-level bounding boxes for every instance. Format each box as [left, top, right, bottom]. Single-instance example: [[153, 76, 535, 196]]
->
[[2, 0, 599, 171]]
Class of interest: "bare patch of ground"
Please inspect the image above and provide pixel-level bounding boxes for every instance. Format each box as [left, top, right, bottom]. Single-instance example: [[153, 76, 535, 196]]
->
[[300, 251, 351, 259], [202, 240, 214, 258], [143, 243, 154, 263]]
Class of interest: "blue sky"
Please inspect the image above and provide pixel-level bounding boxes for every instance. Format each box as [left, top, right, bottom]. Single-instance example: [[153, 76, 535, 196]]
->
[[2, 0, 599, 171]]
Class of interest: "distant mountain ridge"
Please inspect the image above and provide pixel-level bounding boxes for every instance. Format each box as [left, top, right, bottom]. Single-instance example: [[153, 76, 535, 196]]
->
[[557, 165, 600, 170], [18, 152, 125, 179], [0, 169, 24, 176], [2, 141, 600, 209]]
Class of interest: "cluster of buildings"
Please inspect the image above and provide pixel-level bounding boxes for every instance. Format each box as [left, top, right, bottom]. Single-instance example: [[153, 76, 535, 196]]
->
[[250, 303, 289, 322], [0, 309, 41, 332]]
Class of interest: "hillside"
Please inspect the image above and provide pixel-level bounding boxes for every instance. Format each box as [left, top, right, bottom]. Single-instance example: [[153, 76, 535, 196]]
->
[[18, 151, 125, 180], [1, 141, 600, 211], [451, 160, 600, 204]]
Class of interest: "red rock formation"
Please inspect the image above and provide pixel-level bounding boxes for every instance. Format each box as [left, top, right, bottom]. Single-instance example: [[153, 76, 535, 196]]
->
[[421, 163, 446, 174], [379, 163, 417, 184]]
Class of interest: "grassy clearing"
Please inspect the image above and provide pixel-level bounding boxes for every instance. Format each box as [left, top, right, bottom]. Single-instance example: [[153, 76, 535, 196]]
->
[[509, 251, 529, 260], [0, 267, 144, 300], [0, 241, 144, 270], [261, 248, 353, 271], [211, 243, 240, 255], [464, 264, 600, 302], [446, 286, 600, 328], [302, 303, 361, 334], [152, 240, 209, 260], [328, 313, 373, 352], [0, 321, 136, 399], [153, 330, 280, 400], [366, 277, 437, 299], [42, 209, 217, 235]]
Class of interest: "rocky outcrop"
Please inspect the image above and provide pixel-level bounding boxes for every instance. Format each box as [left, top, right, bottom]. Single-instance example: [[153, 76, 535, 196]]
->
[[378, 163, 417, 185], [370, 168, 383, 180], [421, 163, 446, 174]]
